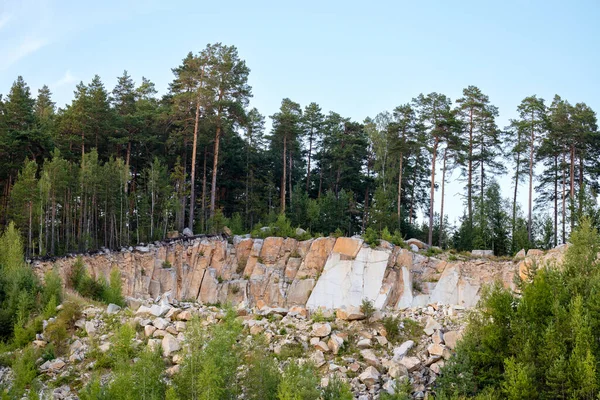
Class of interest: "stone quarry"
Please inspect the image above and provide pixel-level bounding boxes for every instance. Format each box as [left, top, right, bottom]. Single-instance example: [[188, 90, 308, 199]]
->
[[21, 236, 568, 399]]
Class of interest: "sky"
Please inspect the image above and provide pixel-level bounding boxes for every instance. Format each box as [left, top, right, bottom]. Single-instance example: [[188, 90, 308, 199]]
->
[[1, 0, 599, 226]]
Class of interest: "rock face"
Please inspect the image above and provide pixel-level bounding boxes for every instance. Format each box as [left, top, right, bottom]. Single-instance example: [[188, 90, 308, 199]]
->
[[32, 235, 555, 311]]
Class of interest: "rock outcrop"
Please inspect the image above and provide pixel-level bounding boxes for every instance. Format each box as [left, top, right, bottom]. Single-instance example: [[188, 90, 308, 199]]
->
[[33, 236, 563, 310]]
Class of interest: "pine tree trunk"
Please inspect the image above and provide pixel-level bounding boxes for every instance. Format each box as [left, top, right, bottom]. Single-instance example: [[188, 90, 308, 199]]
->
[[281, 135, 287, 213], [289, 151, 293, 209], [428, 138, 438, 246], [397, 153, 403, 231], [306, 131, 313, 192], [512, 141, 521, 251], [468, 108, 473, 227], [528, 119, 534, 243], [188, 101, 200, 230], [553, 155, 558, 247], [439, 148, 447, 247], [570, 146, 575, 230], [562, 152, 567, 243], [210, 123, 222, 219], [201, 146, 207, 232]]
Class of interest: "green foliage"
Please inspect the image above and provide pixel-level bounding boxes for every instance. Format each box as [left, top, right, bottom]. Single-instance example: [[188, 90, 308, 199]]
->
[[363, 227, 379, 248], [360, 298, 375, 320], [438, 220, 600, 399], [173, 308, 243, 399], [382, 315, 401, 342], [321, 375, 353, 400], [103, 268, 125, 306], [229, 212, 244, 235], [243, 340, 281, 400], [277, 361, 320, 400], [10, 346, 38, 397], [379, 378, 412, 400]]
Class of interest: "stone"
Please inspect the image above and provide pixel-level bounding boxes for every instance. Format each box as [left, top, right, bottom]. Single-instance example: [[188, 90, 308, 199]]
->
[[399, 356, 421, 372], [150, 304, 170, 317], [41, 358, 66, 372], [430, 362, 442, 374], [375, 335, 388, 346], [136, 305, 153, 315], [311, 322, 332, 337], [182, 227, 194, 237], [336, 306, 365, 321], [295, 227, 307, 236], [223, 226, 232, 236], [360, 349, 380, 366], [314, 341, 329, 352], [328, 334, 344, 354], [358, 366, 380, 387], [393, 340, 414, 360], [389, 363, 409, 379], [427, 343, 446, 356], [383, 379, 397, 395], [514, 249, 526, 259], [153, 318, 169, 330], [443, 330, 462, 350], [424, 317, 442, 335], [107, 303, 122, 314], [527, 249, 544, 257], [153, 329, 167, 338], [175, 321, 186, 332], [99, 343, 111, 353], [410, 244, 419, 252], [144, 325, 157, 337], [33, 340, 47, 348], [471, 250, 494, 257], [310, 350, 326, 367], [177, 310, 193, 321], [332, 237, 363, 257], [167, 230, 179, 239], [407, 238, 428, 249], [85, 321, 96, 336], [250, 325, 264, 335], [162, 333, 181, 357], [432, 329, 444, 345], [357, 338, 372, 349], [288, 306, 308, 318]]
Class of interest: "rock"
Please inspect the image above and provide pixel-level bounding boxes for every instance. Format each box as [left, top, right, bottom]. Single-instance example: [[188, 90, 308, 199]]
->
[[167, 230, 179, 239], [375, 335, 388, 346], [99, 342, 111, 353], [177, 310, 193, 321], [311, 350, 326, 367], [314, 341, 329, 352], [41, 358, 66, 372], [410, 244, 419, 252], [162, 333, 181, 357], [383, 379, 397, 395], [407, 238, 428, 249], [514, 249, 526, 259], [288, 306, 308, 318], [432, 330, 444, 345], [295, 227, 307, 236], [328, 334, 345, 354], [311, 322, 332, 337], [107, 303, 122, 314], [145, 325, 157, 337], [175, 321, 186, 332], [223, 226, 233, 236], [150, 304, 170, 317], [336, 306, 365, 321], [358, 366, 380, 387], [389, 363, 409, 379], [32, 340, 47, 348], [136, 305, 153, 315], [471, 250, 494, 257], [153, 317, 169, 330], [427, 343, 446, 356], [357, 338, 372, 349], [182, 227, 194, 237], [250, 325, 264, 335], [430, 362, 442, 374], [527, 249, 544, 257], [85, 321, 96, 336], [393, 340, 414, 360], [443, 330, 462, 350], [424, 317, 442, 335], [360, 349, 380, 366], [166, 365, 180, 376], [399, 356, 421, 372]]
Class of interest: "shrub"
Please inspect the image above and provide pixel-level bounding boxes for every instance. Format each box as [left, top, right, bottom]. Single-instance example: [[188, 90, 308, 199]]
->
[[102, 268, 124, 306], [382, 315, 401, 342], [243, 341, 281, 400], [278, 342, 304, 359], [360, 298, 375, 321], [379, 378, 412, 400], [321, 375, 353, 400], [277, 361, 320, 400], [11, 346, 38, 397], [363, 227, 379, 248]]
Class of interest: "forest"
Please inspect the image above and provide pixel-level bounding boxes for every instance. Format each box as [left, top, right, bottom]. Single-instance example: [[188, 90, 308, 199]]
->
[[0, 42, 598, 258]]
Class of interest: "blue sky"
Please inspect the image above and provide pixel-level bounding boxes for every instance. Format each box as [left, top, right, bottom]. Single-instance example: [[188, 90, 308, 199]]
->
[[1, 0, 599, 225]]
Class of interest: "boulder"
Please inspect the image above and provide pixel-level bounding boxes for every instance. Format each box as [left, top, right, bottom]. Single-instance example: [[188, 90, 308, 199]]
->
[[527, 249, 544, 257], [471, 250, 494, 257], [427, 343, 446, 356], [407, 238, 428, 249], [357, 338, 372, 349], [153, 318, 169, 330], [399, 356, 421, 372], [359, 366, 380, 387], [389, 363, 409, 379], [360, 349, 380, 366], [182, 228, 194, 237], [328, 334, 345, 355], [336, 306, 365, 321], [107, 303, 121, 314], [85, 321, 96, 336], [311, 322, 332, 337], [393, 340, 414, 360], [443, 331, 462, 350], [311, 350, 326, 367], [514, 249, 526, 260], [162, 333, 181, 357], [424, 317, 442, 335], [409, 244, 419, 252]]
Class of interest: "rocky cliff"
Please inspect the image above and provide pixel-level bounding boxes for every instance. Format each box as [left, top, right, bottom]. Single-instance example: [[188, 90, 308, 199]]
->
[[33, 236, 562, 310]]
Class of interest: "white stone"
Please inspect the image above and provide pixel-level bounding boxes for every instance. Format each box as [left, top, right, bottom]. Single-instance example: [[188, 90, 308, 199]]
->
[[306, 247, 390, 309], [424, 317, 442, 336], [359, 366, 380, 387], [107, 303, 121, 314], [162, 333, 181, 357], [357, 338, 372, 349], [153, 318, 169, 330], [399, 356, 421, 372], [393, 340, 414, 360], [85, 321, 96, 336], [360, 349, 380, 366]]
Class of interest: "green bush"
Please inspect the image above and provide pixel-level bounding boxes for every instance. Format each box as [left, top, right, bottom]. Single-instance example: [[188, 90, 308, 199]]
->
[[379, 378, 412, 399], [321, 375, 353, 400], [103, 268, 125, 306], [382, 315, 401, 342], [360, 298, 375, 320], [243, 341, 281, 400], [363, 227, 379, 248], [10, 346, 38, 397], [277, 361, 320, 400]]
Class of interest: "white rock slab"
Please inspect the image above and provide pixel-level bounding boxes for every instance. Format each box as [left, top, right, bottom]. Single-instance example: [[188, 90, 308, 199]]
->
[[428, 265, 460, 304], [306, 247, 389, 309]]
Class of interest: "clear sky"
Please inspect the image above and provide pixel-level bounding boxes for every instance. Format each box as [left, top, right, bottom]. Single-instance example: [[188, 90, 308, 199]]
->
[[1, 0, 599, 226]]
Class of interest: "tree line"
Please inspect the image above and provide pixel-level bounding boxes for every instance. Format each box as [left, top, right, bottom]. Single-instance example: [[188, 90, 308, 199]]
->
[[0, 42, 598, 258]]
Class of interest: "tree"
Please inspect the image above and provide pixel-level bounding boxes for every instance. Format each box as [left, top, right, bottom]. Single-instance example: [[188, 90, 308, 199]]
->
[[303, 102, 324, 194], [270, 98, 302, 214], [514, 95, 546, 242]]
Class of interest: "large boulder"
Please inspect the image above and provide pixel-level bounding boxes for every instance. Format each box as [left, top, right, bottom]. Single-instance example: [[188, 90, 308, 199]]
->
[[359, 366, 380, 387], [406, 238, 428, 249]]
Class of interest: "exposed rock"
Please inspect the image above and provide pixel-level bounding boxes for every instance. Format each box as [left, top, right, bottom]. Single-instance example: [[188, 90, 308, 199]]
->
[[335, 306, 365, 321], [311, 350, 326, 367], [393, 340, 414, 360], [359, 366, 380, 387], [443, 330, 462, 350], [527, 249, 544, 257], [360, 349, 380, 366], [182, 228, 194, 237], [424, 317, 442, 335], [410, 244, 419, 252], [471, 250, 493, 257], [407, 238, 428, 249], [311, 322, 331, 337], [427, 343, 446, 356], [162, 333, 181, 357], [328, 334, 345, 354], [106, 303, 121, 314], [399, 356, 421, 372], [85, 321, 96, 336]]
